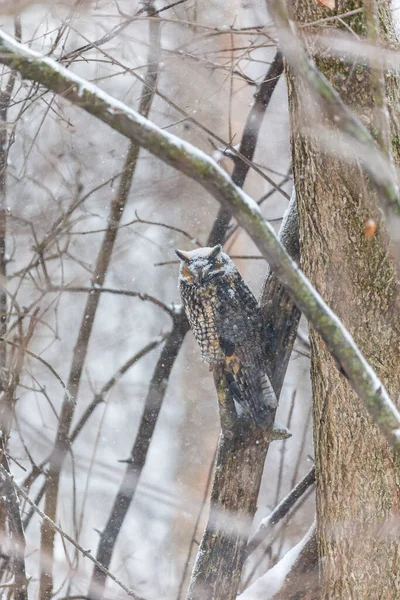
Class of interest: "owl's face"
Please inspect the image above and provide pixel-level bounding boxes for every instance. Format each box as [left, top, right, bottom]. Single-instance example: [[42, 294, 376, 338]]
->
[[176, 245, 232, 287]]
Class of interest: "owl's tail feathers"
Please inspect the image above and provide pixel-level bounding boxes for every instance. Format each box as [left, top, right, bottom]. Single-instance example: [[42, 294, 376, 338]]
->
[[260, 373, 278, 411], [225, 370, 278, 425], [245, 373, 278, 425]]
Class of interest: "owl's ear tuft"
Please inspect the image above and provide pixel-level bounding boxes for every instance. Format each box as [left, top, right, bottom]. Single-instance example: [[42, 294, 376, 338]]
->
[[208, 244, 222, 261], [175, 249, 191, 263]]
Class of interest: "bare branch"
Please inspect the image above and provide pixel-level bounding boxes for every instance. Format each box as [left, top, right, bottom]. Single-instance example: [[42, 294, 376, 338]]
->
[[47, 285, 175, 318], [186, 194, 300, 600], [246, 466, 315, 558], [0, 335, 71, 398], [0, 465, 147, 600], [208, 50, 284, 246]]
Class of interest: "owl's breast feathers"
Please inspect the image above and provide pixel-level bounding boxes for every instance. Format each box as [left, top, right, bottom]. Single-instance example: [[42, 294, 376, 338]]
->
[[180, 279, 224, 364], [180, 271, 277, 423]]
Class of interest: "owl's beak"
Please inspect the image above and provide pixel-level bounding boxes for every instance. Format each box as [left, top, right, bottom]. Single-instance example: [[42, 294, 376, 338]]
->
[[197, 273, 205, 286], [196, 266, 212, 286]]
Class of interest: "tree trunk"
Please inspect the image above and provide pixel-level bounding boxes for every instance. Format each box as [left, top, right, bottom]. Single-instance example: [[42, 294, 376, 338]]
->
[[287, 2, 400, 597]]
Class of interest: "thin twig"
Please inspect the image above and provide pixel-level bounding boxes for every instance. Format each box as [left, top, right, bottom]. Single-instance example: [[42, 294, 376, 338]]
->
[[0, 466, 147, 600], [72, 211, 202, 247], [69, 333, 170, 443], [63, 27, 289, 201], [47, 285, 174, 317], [0, 336, 71, 399]]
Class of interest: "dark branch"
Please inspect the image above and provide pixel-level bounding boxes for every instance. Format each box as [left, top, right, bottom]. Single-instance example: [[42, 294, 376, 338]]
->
[[0, 455, 28, 600], [260, 191, 300, 393], [186, 195, 301, 600], [246, 465, 315, 558], [89, 311, 189, 597], [208, 49, 284, 246]]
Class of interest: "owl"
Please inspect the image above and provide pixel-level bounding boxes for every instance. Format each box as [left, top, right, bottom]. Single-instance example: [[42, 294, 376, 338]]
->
[[176, 244, 277, 424]]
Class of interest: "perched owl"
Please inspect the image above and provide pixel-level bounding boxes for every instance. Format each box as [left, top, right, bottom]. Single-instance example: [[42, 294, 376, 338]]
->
[[176, 244, 277, 424]]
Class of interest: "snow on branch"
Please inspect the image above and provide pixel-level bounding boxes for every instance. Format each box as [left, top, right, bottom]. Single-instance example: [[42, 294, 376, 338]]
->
[[238, 523, 316, 600], [268, 0, 400, 217], [246, 466, 315, 558], [0, 31, 399, 449]]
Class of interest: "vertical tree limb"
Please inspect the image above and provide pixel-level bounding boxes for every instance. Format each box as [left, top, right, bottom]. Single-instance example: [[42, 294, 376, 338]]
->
[[186, 195, 300, 600], [0, 455, 28, 600], [89, 311, 188, 599], [207, 50, 284, 247], [0, 310, 37, 599], [0, 17, 28, 600], [259, 192, 300, 389], [0, 15, 20, 379], [0, 15, 22, 439], [39, 13, 161, 600]]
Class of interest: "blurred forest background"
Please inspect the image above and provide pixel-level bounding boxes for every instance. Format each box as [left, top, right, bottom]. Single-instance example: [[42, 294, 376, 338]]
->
[[3, 0, 398, 598]]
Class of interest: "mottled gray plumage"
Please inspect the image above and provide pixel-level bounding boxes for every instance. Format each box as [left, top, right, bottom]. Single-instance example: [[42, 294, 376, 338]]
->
[[176, 244, 277, 424]]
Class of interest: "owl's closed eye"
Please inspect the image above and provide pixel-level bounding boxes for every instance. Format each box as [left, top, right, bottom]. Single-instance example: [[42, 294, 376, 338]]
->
[[176, 245, 226, 286]]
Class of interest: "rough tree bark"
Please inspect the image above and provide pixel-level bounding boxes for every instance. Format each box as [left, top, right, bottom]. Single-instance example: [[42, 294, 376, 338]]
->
[[287, 1, 400, 597], [186, 195, 300, 600]]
